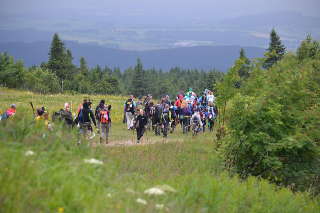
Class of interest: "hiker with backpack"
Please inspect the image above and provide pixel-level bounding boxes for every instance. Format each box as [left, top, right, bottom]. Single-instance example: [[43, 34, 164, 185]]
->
[[0, 104, 16, 121], [169, 101, 178, 133], [74, 101, 96, 143], [98, 103, 111, 144], [161, 104, 171, 138], [52, 103, 73, 127], [135, 109, 148, 143], [95, 100, 105, 132], [191, 109, 203, 136], [34, 106, 52, 130], [152, 103, 163, 135], [125, 96, 136, 130]]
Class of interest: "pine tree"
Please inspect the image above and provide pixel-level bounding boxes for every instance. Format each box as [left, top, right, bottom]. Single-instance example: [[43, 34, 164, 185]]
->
[[238, 48, 250, 79], [239, 48, 250, 64], [297, 35, 320, 61], [131, 58, 146, 96], [48, 33, 69, 80], [263, 29, 286, 69], [80, 57, 89, 76]]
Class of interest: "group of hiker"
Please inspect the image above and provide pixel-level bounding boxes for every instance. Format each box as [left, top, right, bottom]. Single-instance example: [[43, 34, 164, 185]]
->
[[124, 88, 218, 142], [1, 88, 218, 144]]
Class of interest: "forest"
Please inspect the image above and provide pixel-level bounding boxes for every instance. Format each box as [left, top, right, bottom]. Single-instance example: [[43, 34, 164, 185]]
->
[[0, 33, 224, 98]]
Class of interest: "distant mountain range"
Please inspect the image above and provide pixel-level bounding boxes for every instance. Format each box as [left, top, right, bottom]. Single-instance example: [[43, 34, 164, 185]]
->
[[0, 41, 265, 71], [1, 11, 319, 51]]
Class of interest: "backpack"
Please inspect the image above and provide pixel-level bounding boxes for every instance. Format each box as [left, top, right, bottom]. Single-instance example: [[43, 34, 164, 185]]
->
[[155, 105, 162, 120], [125, 101, 134, 113], [100, 109, 109, 124], [78, 109, 84, 122]]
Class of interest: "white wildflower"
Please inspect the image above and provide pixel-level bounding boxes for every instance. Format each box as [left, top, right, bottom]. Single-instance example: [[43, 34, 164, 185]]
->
[[136, 198, 147, 205], [144, 187, 165, 196], [84, 158, 103, 165], [25, 150, 35, 156], [107, 193, 112, 198], [155, 204, 164, 210], [155, 184, 177, 193]]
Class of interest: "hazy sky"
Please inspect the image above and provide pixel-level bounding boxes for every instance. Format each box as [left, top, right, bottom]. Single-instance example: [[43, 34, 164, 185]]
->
[[2, 0, 320, 19]]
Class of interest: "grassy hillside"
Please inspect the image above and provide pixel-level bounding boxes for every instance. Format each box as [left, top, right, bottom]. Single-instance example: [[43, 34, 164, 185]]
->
[[0, 88, 319, 213]]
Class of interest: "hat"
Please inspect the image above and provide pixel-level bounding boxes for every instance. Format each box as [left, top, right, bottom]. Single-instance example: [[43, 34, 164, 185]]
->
[[10, 104, 16, 109]]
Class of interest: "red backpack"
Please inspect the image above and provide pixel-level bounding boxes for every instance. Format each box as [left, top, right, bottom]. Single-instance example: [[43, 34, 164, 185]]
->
[[100, 109, 109, 124]]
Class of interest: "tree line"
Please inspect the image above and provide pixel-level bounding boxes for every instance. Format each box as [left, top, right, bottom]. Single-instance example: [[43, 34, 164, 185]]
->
[[0, 33, 224, 97]]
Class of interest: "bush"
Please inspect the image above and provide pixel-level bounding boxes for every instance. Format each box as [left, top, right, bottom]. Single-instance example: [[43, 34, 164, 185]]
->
[[219, 50, 320, 193]]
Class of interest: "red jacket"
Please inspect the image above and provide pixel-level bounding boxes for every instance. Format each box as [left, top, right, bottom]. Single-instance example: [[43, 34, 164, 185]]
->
[[6, 108, 16, 117]]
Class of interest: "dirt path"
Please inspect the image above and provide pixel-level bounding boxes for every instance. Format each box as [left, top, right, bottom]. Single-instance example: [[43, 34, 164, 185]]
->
[[90, 137, 183, 147]]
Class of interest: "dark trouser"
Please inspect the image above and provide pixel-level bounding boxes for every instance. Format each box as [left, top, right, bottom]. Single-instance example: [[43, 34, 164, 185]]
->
[[153, 118, 161, 135], [163, 121, 169, 137], [182, 117, 190, 134], [208, 119, 214, 131], [137, 127, 145, 141], [202, 119, 206, 132], [170, 116, 177, 133]]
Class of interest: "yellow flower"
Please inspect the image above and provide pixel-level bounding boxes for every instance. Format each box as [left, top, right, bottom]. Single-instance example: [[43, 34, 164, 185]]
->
[[58, 207, 64, 213]]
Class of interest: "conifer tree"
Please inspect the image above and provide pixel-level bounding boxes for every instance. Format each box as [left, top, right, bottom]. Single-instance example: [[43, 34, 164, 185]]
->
[[238, 48, 250, 79], [297, 35, 320, 61], [80, 57, 89, 76], [131, 58, 146, 96], [263, 29, 286, 69], [47, 33, 69, 80]]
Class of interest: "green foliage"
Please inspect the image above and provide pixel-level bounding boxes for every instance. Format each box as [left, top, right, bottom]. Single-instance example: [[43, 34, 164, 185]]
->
[[263, 29, 286, 69], [131, 58, 148, 96], [0, 53, 25, 88], [218, 39, 320, 193], [297, 35, 320, 61], [24, 67, 61, 94], [47, 33, 72, 81]]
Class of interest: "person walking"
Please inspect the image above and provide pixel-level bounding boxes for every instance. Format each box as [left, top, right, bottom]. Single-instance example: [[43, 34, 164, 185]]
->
[[98, 104, 110, 144], [95, 100, 105, 133], [135, 109, 148, 143], [74, 102, 96, 143], [125, 96, 135, 130], [161, 104, 170, 138]]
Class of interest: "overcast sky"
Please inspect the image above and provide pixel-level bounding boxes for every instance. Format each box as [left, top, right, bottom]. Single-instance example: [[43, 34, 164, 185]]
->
[[2, 0, 320, 19]]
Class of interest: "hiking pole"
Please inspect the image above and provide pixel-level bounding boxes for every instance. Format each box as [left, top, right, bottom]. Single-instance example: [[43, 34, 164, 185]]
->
[[30, 102, 36, 118]]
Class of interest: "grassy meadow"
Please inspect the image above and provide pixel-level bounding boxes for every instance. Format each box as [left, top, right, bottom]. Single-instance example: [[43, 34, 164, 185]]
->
[[0, 88, 319, 213]]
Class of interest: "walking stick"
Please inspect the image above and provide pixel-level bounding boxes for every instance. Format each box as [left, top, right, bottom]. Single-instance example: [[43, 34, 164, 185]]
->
[[30, 102, 36, 117]]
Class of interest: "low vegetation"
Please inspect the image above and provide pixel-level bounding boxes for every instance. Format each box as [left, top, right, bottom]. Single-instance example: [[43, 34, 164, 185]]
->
[[0, 89, 319, 212]]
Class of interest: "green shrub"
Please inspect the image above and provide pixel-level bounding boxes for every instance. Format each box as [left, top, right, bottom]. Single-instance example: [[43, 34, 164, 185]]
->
[[219, 41, 320, 193]]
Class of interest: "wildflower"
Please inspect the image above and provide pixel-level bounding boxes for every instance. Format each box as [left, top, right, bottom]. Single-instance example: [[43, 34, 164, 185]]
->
[[155, 204, 164, 210], [155, 184, 177, 193], [58, 207, 64, 213], [25, 150, 35, 156], [136, 198, 147, 205], [84, 158, 103, 165], [144, 187, 165, 196], [107, 193, 112, 198]]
